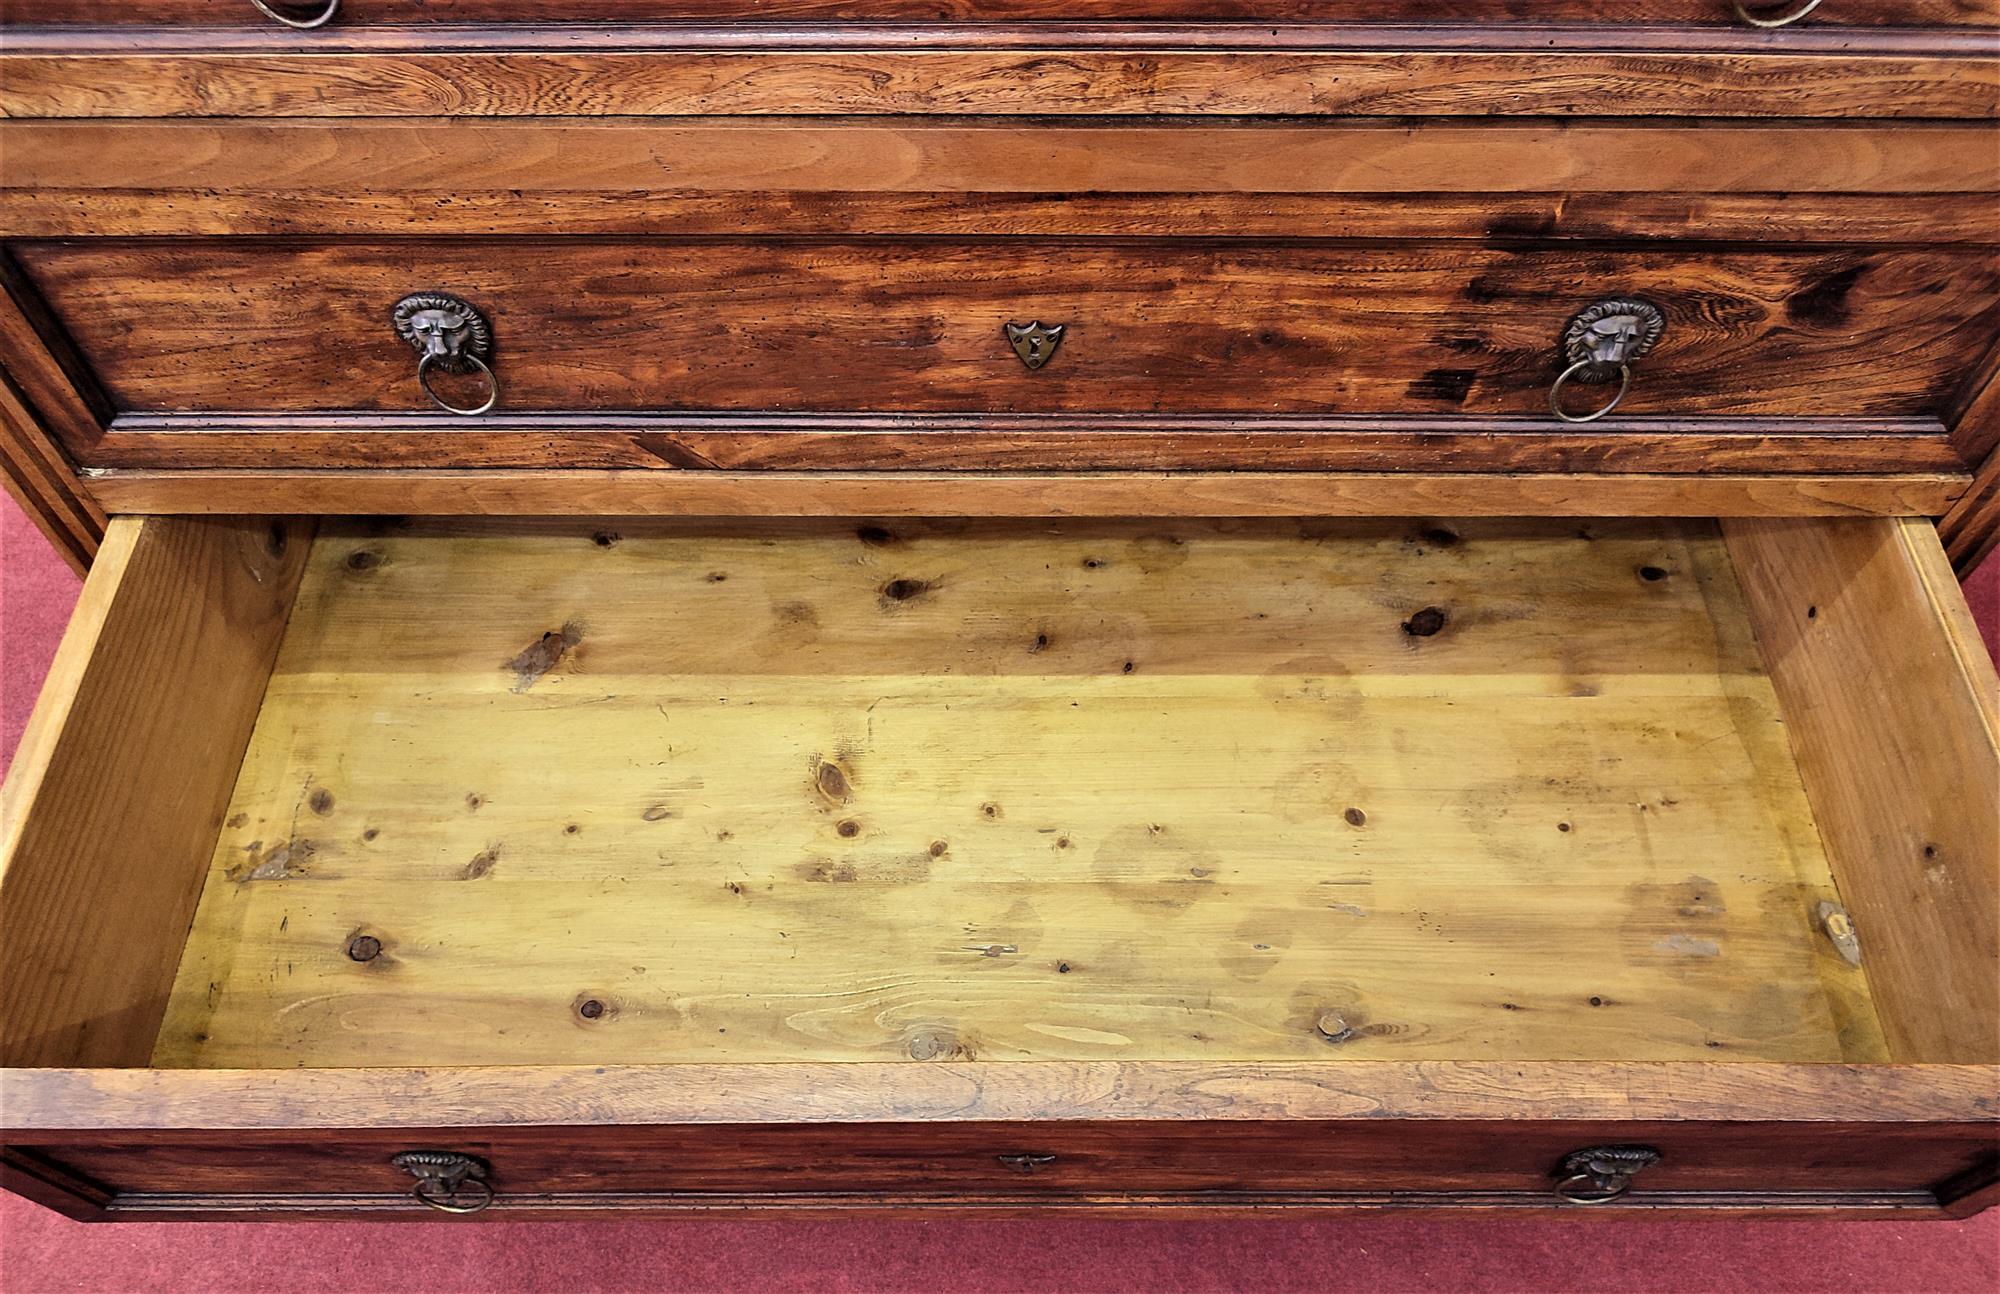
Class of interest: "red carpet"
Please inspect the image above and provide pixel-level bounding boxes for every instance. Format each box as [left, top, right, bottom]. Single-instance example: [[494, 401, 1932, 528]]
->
[[2, 499, 1996, 1293]]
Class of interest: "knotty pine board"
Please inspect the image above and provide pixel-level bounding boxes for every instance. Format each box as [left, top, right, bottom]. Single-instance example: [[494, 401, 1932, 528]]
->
[[152, 518, 1884, 1067]]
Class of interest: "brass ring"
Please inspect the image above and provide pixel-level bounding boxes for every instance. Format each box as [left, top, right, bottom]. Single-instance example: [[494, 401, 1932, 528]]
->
[[1554, 1172, 1630, 1205], [248, 0, 340, 27], [1732, 0, 1825, 27], [410, 1175, 494, 1215], [1548, 359, 1632, 424], [417, 351, 500, 417]]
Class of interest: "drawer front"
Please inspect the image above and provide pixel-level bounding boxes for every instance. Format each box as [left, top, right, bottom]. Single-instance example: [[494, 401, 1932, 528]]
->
[[18, 1121, 1994, 1216], [8, 1, 1992, 27], [13, 240, 1997, 474]]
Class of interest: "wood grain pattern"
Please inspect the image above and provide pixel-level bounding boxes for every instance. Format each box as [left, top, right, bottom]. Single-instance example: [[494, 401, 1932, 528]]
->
[[1941, 448, 2000, 573], [1942, 361, 2000, 572], [8, 1061, 1996, 1131], [9, 190, 2000, 247], [77, 469, 1972, 520], [4, 48, 1994, 119], [15, 241, 1998, 422], [0, 367, 100, 574], [0, 516, 310, 1067], [27, 1121, 1992, 1204], [4, 2, 1992, 25], [150, 518, 1881, 1068], [6, 122, 1994, 199], [1724, 517, 2000, 1064], [78, 413, 1969, 477]]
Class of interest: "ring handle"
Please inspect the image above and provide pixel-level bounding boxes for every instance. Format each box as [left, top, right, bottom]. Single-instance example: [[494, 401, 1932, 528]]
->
[[391, 1150, 494, 1215], [1554, 1172, 1632, 1205], [247, 0, 341, 28], [1552, 1145, 1662, 1205], [1732, 0, 1825, 27], [1548, 360, 1632, 424], [417, 351, 500, 417], [411, 1175, 495, 1214]]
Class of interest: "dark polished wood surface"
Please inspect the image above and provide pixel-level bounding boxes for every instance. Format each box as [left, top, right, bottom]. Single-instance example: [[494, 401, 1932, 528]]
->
[[5, 1, 1994, 25], [15, 240, 1997, 419]]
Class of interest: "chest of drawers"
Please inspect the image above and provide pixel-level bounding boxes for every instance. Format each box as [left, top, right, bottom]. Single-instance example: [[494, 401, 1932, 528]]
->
[[0, 2, 1996, 1221]]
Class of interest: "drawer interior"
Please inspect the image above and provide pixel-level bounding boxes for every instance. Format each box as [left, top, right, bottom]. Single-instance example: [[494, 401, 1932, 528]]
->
[[7, 514, 1993, 1077]]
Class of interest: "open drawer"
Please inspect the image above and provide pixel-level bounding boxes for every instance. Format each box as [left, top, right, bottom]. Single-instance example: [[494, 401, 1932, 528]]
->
[[2, 514, 1994, 1218]]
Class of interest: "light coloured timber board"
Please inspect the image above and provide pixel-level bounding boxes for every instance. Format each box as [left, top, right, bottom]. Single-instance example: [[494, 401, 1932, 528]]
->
[[153, 518, 1883, 1068]]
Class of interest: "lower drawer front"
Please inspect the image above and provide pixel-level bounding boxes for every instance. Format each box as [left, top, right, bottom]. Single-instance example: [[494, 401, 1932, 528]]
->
[[22, 1122, 1992, 1214]]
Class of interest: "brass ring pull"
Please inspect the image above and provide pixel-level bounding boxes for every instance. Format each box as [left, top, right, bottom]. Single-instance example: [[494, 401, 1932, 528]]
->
[[1548, 359, 1633, 424], [1549, 298, 1665, 425], [391, 1151, 493, 1215], [417, 351, 501, 418], [411, 1174, 495, 1214], [247, 0, 341, 28], [393, 291, 499, 418], [1733, 0, 1825, 27], [1554, 1171, 1632, 1205], [1552, 1145, 1661, 1205]]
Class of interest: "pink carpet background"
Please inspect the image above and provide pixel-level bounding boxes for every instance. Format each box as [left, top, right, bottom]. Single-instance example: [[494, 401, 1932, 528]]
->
[[2, 497, 1996, 1293]]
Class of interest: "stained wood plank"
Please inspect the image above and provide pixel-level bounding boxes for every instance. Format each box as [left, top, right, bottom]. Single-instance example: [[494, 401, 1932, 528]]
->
[[76, 469, 1972, 520], [9, 190, 2000, 246], [3, 4, 1991, 25], [0, 516, 310, 1067], [1724, 517, 2000, 1064], [0, 368, 101, 575], [6, 122, 1994, 197], [1941, 451, 2000, 573], [152, 518, 1883, 1069], [74, 412, 1966, 477], [4, 48, 1993, 119]]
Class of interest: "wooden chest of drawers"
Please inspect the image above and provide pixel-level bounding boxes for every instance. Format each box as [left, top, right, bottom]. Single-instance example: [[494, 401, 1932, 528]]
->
[[1, 1, 1996, 1221]]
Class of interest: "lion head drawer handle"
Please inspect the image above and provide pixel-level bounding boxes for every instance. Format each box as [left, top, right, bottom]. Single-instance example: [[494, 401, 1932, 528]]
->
[[1733, 0, 1824, 27], [1548, 298, 1666, 424], [391, 1150, 494, 1214], [248, 0, 341, 28], [392, 292, 501, 417], [1553, 1145, 1662, 1204]]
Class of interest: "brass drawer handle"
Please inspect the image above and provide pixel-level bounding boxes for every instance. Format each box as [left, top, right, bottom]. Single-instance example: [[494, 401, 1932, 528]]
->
[[1553, 1145, 1662, 1204], [248, 0, 341, 28], [996, 1152, 1058, 1174], [1733, 0, 1825, 27], [392, 292, 501, 417], [1548, 298, 1665, 424], [391, 1150, 494, 1214]]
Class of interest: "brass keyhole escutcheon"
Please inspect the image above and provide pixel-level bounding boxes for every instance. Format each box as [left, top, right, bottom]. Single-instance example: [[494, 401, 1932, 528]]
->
[[1004, 321, 1066, 371]]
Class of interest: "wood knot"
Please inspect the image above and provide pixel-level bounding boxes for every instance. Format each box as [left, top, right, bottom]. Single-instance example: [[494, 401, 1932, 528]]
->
[[1402, 607, 1448, 638], [1315, 1013, 1354, 1044]]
